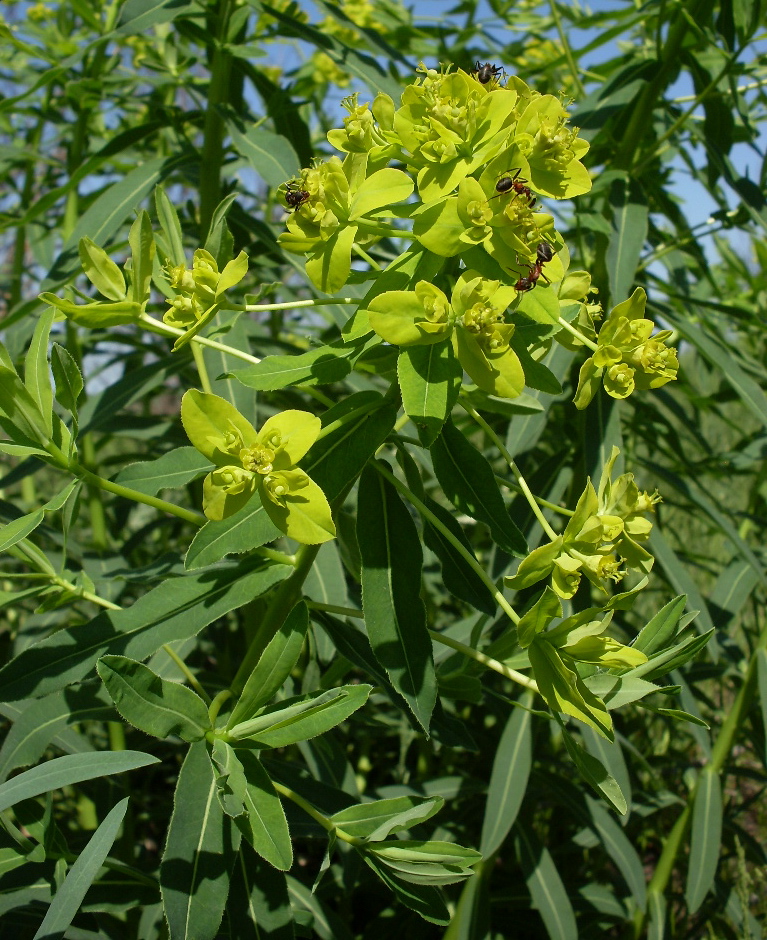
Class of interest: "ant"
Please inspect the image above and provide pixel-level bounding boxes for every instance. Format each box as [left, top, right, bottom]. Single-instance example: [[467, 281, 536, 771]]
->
[[513, 243, 555, 292], [284, 179, 310, 212], [474, 61, 505, 85], [491, 168, 536, 208]]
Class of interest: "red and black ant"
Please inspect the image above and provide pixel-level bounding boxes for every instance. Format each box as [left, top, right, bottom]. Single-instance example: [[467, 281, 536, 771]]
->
[[491, 168, 537, 208], [474, 61, 505, 85], [284, 180, 310, 212], [513, 243, 555, 292]]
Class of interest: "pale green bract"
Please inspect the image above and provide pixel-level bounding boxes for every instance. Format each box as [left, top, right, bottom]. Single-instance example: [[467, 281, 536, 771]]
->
[[181, 390, 336, 544]]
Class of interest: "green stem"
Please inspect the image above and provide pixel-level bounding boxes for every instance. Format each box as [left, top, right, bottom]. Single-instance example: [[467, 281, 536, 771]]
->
[[239, 298, 357, 313], [315, 397, 383, 442], [547, 0, 585, 96], [305, 600, 539, 694], [613, 0, 708, 170], [230, 543, 322, 695], [199, 0, 233, 239], [428, 628, 539, 693], [494, 473, 574, 516], [191, 342, 213, 394], [271, 781, 364, 846], [81, 435, 109, 551], [631, 623, 767, 938], [208, 689, 232, 724], [557, 316, 599, 351], [67, 460, 205, 526], [372, 462, 521, 625], [459, 399, 559, 541], [634, 56, 735, 175], [352, 243, 383, 269], [162, 645, 211, 703]]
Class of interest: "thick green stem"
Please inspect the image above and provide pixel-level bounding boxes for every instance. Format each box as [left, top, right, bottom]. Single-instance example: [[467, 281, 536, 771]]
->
[[230, 543, 322, 695], [271, 781, 364, 846], [613, 0, 708, 170], [631, 623, 767, 938], [199, 0, 233, 239]]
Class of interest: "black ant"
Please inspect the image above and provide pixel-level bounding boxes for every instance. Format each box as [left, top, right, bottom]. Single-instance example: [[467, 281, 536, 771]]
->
[[474, 61, 504, 85], [513, 243, 555, 292], [284, 179, 310, 211], [491, 169, 537, 208]]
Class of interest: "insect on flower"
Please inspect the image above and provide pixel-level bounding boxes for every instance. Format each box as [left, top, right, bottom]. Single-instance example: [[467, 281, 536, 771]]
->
[[492, 169, 537, 208], [283, 179, 310, 212], [473, 61, 505, 85], [513, 243, 555, 292]]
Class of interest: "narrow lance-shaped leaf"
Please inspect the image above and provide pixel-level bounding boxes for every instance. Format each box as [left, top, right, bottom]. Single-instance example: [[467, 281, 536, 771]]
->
[[480, 699, 533, 856], [227, 601, 310, 729], [0, 751, 159, 813], [430, 420, 526, 556], [161, 742, 240, 940], [685, 765, 722, 914], [358, 463, 437, 732], [32, 797, 129, 940], [516, 818, 578, 940]]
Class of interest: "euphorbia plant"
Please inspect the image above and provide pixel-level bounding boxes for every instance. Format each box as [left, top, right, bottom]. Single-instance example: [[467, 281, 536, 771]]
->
[[0, 53, 708, 940]]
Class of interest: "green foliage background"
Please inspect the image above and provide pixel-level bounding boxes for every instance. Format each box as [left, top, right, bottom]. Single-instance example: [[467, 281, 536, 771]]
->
[[0, 0, 766, 937]]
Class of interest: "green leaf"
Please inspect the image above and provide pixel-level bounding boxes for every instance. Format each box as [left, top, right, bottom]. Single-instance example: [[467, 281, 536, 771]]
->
[[287, 875, 356, 939], [358, 464, 437, 731], [32, 797, 129, 940], [231, 749, 292, 870], [0, 562, 292, 701], [0, 751, 159, 813], [154, 184, 186, 266], [186, 493, 282, 570], [116, 0, 198, 33], [0, 685, 112, 783], [331, 795, 444, 841], [480, 699, 533, 856], [365, 840, 481, 885], [115, 446, 213, 496], [398, 340, 462, 446], [230, 342, 355, 391], [516, 819, 578, 940], [360, 853, 450, 925], [0, 363, 47, 443], [430, 420, 526, 556], [634, 595, 687, 655], [50, 343, 84, 417], [606, 177, 648, 305], [349, 168, 414, 219], [303, 391, 398, 502], [529, 639, 613, 739], [621, 629, 714, 682], [0, 509, 44, 554], [560, 728, 626, 814], [422, 496, 496, 616], [161, 742, 239, 940], [39, 293, 142, 327], [648, 890, 667, 940], [78, 237, 126, 300], [757, 649, 767, 744], [228, 122, 300, 189], [583, 674, 661, 708], [227, 602, 310, 728], [97, 655, 211, 742], [228, 842, 295, 939], [24, 307, 55, 439], [129, 209, 155, 304], [582, 726, 632, 817], [685, 766, 722, 914], [228, 684, 371, 747]]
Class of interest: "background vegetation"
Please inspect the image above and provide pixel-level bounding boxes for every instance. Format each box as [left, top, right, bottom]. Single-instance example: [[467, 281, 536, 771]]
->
[[0, 0, 766, 937]]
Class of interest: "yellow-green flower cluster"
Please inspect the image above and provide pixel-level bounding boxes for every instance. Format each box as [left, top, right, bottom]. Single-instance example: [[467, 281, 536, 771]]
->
[[163, 249, 248, 332], [574, 287, 678, 409], [278, 63, 590, 293], [367, 271, 525, 399], [507, 447, 658, 600], [181, 391, 335, 545]]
